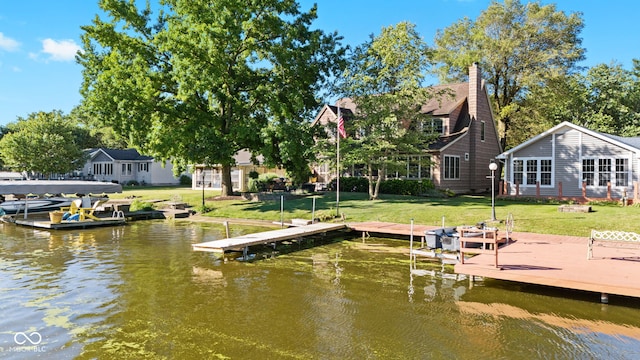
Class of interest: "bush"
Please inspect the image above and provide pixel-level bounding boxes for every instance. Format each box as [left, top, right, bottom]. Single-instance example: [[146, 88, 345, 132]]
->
[[129, 198, 154, 211], [329, 177, 368, 192], [127, 180, 140, 186], [329, 177, 434, 196], [195, 204, 214, 214], [246, 173, 285, 192], [379, 179, 434, 196], [179, 175, 192, 186]]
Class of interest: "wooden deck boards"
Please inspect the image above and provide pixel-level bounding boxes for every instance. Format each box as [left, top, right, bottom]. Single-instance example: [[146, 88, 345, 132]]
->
[[192, 222, 346, 253], [350, 222, 640, 300], [349, 221, 439, 237], [454, 231, 640, 299]]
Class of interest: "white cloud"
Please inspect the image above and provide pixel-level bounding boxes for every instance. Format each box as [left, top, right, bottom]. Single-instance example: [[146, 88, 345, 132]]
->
[[0, 32, 20, 52], [40, 38, 81, 61]]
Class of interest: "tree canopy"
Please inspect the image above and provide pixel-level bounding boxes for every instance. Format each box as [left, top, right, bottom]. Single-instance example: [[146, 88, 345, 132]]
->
[[0, 111, 88, 177], [513, 60, 640, 143], [334, 21, 436, 199], [432, 0, 585, 149], [78, 0, 345, 194]]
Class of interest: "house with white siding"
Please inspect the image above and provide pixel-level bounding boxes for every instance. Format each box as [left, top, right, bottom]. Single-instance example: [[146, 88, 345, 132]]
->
[[496, 121, 640, 202], [82, 148, 183, 185]]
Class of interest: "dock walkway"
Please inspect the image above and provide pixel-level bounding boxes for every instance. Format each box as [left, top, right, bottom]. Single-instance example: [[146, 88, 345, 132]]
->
[[192, 222, 346, 253], [349, 221, 438, 240]]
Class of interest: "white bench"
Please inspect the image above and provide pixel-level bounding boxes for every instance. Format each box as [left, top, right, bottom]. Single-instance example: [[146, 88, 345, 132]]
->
[[588, 230, 640, 259]]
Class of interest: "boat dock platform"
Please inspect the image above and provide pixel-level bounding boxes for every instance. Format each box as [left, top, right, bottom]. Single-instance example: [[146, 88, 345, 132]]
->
[[346, 221, 640, 302], [454, 231, 640, 301], [192, 222, 347, 253], [14, 217, 126, 229]]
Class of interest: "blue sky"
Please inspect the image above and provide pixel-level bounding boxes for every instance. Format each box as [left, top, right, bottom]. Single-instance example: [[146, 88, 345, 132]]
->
[[0, 0, 638, 126]]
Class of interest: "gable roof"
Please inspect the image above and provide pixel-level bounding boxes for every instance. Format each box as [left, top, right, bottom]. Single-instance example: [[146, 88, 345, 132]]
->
[[496, 121, 640, 159], [88, 148, 153, 162], [311, 104, 354, 126], [421, 82, 469, 116]]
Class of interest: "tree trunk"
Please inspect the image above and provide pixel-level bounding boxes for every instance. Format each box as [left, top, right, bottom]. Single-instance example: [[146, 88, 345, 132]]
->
[[367, 163, 375, 200], [372, 167, 384, 200], [221, 164, 234, 196]]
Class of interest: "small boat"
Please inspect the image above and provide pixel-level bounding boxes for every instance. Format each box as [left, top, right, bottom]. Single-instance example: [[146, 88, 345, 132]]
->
[[0, 197, 75, 215]]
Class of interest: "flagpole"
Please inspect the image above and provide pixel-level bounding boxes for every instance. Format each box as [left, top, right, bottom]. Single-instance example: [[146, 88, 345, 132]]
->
[[336, 106, 341, 218]]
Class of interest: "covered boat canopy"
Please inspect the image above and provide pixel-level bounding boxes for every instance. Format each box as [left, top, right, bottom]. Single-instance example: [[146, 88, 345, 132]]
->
[[0, 180, 122, 196]]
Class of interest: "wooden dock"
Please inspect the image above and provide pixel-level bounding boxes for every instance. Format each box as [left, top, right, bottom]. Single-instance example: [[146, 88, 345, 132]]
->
[[192, 222, 347, 253], [350, 221, 640, 301], [14, 217, 126, 229], [454, 231, 640, 300], [349, 221, 439, 240]]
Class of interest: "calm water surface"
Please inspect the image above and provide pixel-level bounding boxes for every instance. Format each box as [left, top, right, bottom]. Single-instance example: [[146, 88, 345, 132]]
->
[[1, 220, 639, 359]]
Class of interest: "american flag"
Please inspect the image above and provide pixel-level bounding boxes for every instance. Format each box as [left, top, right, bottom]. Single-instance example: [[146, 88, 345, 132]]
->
[[337, 114, 347, 139]]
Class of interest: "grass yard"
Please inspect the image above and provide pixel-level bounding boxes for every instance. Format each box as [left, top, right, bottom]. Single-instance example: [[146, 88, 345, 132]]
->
[[109, 186, 640, 237]]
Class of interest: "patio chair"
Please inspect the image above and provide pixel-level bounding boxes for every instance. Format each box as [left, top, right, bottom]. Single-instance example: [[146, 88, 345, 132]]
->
[[79, 199, 107, 221], [60, 199, 83, 219]]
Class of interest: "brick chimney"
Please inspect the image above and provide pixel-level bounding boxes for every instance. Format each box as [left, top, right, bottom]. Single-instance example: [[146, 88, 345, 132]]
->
[[469, 62, 481, 121]]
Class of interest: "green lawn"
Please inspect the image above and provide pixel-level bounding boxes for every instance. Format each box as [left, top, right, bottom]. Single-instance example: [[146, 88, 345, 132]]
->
[[110, 186, 640, 237]]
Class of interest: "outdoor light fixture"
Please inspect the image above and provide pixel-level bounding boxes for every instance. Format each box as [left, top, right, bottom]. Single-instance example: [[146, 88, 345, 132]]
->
[[489, 162, 498, 221]]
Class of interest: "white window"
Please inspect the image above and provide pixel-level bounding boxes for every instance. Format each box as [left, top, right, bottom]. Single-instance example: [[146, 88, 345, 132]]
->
[[511, 157, 553, 187], [93, 163, 113, 175], [443, 155, 460, 180], [513, 160, 523, 185], [598, 159, 611, 186], [582, 159, 595, 186], [122, 163, 132, 176], [583, 157, 629, 187]]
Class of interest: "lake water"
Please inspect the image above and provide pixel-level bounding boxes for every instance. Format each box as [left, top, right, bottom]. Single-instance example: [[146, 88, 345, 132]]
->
[[1, 220, 639, 359]]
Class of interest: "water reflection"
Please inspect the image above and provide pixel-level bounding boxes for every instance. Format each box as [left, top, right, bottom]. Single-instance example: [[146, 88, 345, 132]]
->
[[0, 222, 639, 359]]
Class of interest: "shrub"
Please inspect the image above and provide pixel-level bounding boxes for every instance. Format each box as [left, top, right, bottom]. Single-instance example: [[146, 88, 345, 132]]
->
[[379, 179, 434, 196], [329, 177, 368, 192], [330, 177, 434, 196], [195, 204, 214, 214], [179, 175, 192, 186], [129, 198, 154, 211], [127, 180, 140, 186]]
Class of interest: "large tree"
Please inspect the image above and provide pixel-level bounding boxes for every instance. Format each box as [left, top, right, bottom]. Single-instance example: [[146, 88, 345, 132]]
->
[[0, 111, 88, 177], [334, 22, 436, 200], [515, 60, 640, 141], [78, 0, 345, 195], [432, 0, 585, 149]]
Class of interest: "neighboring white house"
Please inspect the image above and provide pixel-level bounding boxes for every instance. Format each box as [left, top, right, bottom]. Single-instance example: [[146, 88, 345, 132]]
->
[[82, 148, 184, 185], [192, 149, 285, 192], [496, 121, 640, 202]]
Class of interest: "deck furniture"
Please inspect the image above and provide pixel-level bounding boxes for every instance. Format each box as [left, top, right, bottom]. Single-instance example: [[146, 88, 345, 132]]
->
[[587, 230, 640, 260], [78, 200, 108, 221], [60, 199, 83, 215]]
